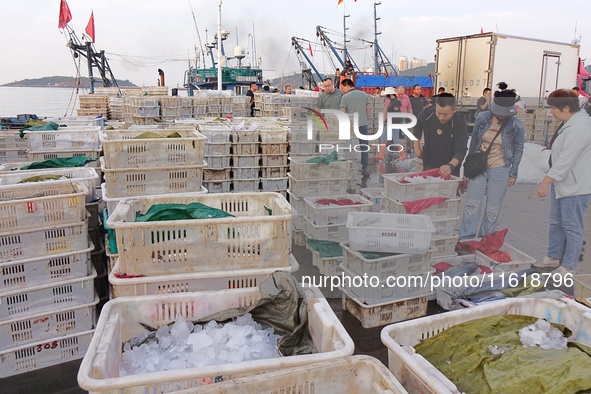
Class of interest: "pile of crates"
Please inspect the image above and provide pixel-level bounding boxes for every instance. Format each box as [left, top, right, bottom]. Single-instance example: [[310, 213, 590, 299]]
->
[[0, 129, 28, 164], [77, 94, 110, 118], [341, 212, 437, 328], [122, 95, 160, 126], [0, 174, 98, 377], [200, 123, 233, 193]]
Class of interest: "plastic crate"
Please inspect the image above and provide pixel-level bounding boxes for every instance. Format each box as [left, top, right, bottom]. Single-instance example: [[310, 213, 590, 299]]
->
[[233, 155, 260, 167], [177, 355, 408, 394], [289, 141, 317, 155], [383, 195, 461, 219], [574, 274, 591, 307], [260, 129, 288, 143], [346, 212, 436, 254], [232, 178, 260, 192], [432, 216, 459, 238], [203, 179, 232, 193], [342, 242, 435, 278], [26, 126, 101, 151], [205, 155, 231, 169], [105, 234, 117, 271], [474, 242, 535, 273], [109, 254, 298, 297], [261, 154, 289, 167], [77, 287, 354, 393], [382, 173, 461, 200], [204, 142, 231, 156], [292, 225, 306, 246], [106, 192, 292, 276], [0, 295, 98, 351], [360, 188, 384, 213], [304, 216, 349, 243], [289, 156, 351, 180], [260, 177, 288, 191], [308, 247, 343, 277], [101, 158, 206, 198], [232, 142, 259, 156], [0, 221, 89, 264], [231, 129, 260, 143], [430, 235, 459, 257], [0, 131, 28, 150], [287, 190, 306, 213], [0, 242, 94, 291], [261, 142, 289, 155], [203, 168, 231, 181], [304, 194, 373, 226], [261, 165, 289, 178], [231, 166, 260, 180], [342, 288, 429, 329], [0, 267, 96, 320], [0, 181, 88, 232], [27, 149, 102, 164], [199, 128, 231, 143], [0, 149, 28, 163], [287, 173, 348, 198], [380, 298, 591, 394], [341, 264, 433, 305]]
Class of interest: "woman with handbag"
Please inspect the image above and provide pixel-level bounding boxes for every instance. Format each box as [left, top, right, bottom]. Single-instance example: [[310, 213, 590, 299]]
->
[[459, 89, 525, 239], [534, 89, 591, 274]]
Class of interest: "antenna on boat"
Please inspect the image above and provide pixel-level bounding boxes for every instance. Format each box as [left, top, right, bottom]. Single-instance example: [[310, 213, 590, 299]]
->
[[188, 0, 207, 69]]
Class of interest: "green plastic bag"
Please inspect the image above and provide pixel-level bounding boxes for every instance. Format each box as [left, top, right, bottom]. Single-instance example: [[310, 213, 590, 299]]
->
[[135, 202, 234, 222], [20, 156, 98, 170], [305, 151, 341, 164], [306, 238, 343, 258]]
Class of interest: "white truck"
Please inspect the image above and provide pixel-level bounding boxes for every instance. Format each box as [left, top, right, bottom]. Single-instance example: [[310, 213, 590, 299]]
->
[[434, 32, 585, 108]]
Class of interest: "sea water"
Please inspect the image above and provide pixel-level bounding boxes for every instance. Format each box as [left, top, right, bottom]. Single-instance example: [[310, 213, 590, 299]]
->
[[0, 86, 87, 118]]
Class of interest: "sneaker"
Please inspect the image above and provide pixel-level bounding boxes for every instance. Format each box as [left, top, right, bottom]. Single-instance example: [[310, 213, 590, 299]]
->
[[532, 256, 560, 268], [362, 169, 370, 177], [550, 265, 575, 276]]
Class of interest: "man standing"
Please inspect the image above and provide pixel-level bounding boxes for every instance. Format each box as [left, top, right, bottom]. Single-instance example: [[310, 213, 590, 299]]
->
[[316, 77, 343, 110], [413, 93, 469, 177], [340, 78, 371, 177], [476, 87, 491, 115], [283, 84, 292, 94], [409, 84, 427, 118], [246, 82, 257, 117]]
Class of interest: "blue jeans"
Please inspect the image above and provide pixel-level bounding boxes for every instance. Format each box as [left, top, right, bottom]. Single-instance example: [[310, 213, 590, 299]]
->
[[359, 125, 369, 171], [459, 166, 510, 239], [547, 185, 591, 270]]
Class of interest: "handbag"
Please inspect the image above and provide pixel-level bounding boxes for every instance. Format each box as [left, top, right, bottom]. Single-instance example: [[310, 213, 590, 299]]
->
[[463, 120, 507, 179]]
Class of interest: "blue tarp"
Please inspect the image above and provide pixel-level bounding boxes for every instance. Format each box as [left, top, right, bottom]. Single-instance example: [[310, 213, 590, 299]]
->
[[355, 74, 433, 88]]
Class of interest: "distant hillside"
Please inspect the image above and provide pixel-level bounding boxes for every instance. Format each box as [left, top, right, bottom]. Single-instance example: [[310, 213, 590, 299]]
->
[[1, 76, 136, 88]]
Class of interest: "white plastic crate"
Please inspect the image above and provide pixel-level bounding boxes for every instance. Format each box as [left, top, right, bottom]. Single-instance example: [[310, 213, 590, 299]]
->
[[0, 149, 28, 163], [199, 128, 231, 143], [27, 148, 102, 164], [109, 255, 298, 297], [232, 178, 260, 192], [292, 225, 306, 246], [287, 173, 348, 198], [292, 209, 306, 231], [203, 179, 232, 193], [26, 126, 101, 151], [203, 168, 231, 181], [304, 216, 349, 243], [342, 242, 435, 278], [231, 129, 259, 143], [430, 235, 459, 257], [233, 155, 260, 167], [361, 188, 385, 212], [347, 212, 436, 255], [342, 288, 429, 329], [289, 141, 317, 155], [289, 156, 351, 180], [260, 129, 288, 143], [0, 181, 88, 232], [341, 264, 433, 305], [304, 194, 373, 226], [105, 234, 117, 271], [101, 157, 206, 198], [77, 287, 354, 393], [232, 142, 259, 156], [0, 267, 96, 320], [205, 155, 231, 169], [0, 242, 94, 291], [261, 154, 289, 167], [432, 216, 459, 238], [574, 274, 591, 308], [380, 298, 591, 394], [308, 247, 343, 277], [287, 190, 305, 213], [260, 177, 288, 191], [179, 355, 408, 394], [0, 221, 89, 264], [0, 295, 98, 351], [204, 142, 231, 156], [383, 195, 461, 219], [261, 142, 289, 155], [231, 166, 260, 180], [474, 242, 535, 273], [0, 131, 28, 150], [106, 192, 292, 276], [261, 165, 289, 178], [382, 173, 461, 200]]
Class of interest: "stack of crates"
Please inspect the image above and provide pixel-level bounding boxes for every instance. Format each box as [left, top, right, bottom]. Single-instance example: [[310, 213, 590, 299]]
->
[[0, 129, 28, 164], [261, 93, 289, 117], [382, 172, 461, 258], [341, 212, 437, 328], [259, 126, 289, 196], [232, 95, 249, 117], [531, 107, 559, 145], [517, 109, 534, 141], [122, 95, 160, 125], [179, 97, 193, 119], [231, 128, 261, 192], [0, 176, 98, 377], [199, 123, 233, 193], [105, 192, 295, 297], [192, 96, 209, 117], [159, 97, 181, 122], [77, 94, 110, 118]]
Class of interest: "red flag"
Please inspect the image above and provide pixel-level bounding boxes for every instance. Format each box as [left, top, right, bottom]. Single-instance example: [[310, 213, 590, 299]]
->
[[337, 0, 344, 5], [58, 0, 72, 29], [85, 11, 95, 42], [309, 43, 313, 57], [480, 26, 484, 34]]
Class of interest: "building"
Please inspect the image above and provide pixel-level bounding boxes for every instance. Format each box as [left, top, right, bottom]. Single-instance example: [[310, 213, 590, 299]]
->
[[409, 57, 428, 69], [398, 56, 408, 72]]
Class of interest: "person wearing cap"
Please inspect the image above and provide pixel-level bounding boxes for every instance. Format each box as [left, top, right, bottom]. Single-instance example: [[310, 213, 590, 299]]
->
[[459, 89, 525, 239], [534, 89, 591, 275]]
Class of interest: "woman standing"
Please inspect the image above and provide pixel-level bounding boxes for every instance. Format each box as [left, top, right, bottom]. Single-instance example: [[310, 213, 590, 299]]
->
[[459, 89, 525, 239], [534, 89, 591, 274]]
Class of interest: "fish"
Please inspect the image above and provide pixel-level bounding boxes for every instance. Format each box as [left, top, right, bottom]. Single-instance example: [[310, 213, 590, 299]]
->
[[461, 268, 539, 298], [441, 261, 479, 278]]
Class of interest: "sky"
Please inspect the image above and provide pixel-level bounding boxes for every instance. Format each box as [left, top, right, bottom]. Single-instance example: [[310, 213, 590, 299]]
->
[[1, 0, 590, 88]]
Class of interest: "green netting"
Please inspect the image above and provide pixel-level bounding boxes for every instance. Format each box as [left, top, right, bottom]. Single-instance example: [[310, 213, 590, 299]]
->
[[305, 151, 341, 164], [135, 203, 234, 222], [132, 131, 182, 139], [20, 156, 98, 170], [18, 174, 65, 183], [306, 238, 343, 258], [415, 314, 591, 394]]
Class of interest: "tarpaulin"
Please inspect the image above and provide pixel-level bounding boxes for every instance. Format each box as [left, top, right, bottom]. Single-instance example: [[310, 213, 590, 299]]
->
[[305, 151, 341, 164], [135, 203, 234, 222], [20, 156, 98, 170], [457, 229, 511, 262], [402, 197, 448, 214], [306, 238, 343, 258]]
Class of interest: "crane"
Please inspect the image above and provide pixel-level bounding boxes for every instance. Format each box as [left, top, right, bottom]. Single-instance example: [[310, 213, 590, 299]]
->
[[316, 26, 360, 72], [291, 37, 324, 88], [371, 1, 397, 76]]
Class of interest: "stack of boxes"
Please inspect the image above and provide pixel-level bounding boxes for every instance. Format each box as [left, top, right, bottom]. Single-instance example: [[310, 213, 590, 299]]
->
[[158, 97, 181, 122], [231, 128, 261, 192], [200, 123, 233, 193], [259, 125, 289, 195], [0, 129, 28, 164], [77, 94, 110, 118], [0, 174, 98, 377], [123, 95, 160, 126]]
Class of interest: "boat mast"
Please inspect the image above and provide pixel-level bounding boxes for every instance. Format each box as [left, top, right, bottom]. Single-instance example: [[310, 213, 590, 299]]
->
[[343, 5, 350, 64], [373, 1, 381, 73], [217, 0, 223, 91]]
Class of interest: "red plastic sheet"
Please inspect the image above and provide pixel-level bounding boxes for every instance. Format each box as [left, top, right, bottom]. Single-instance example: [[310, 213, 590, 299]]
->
[[457, 229, 512, 262], [314, 198, 363, 206], [399, 168, 452, 183], [401, 197, 448, 214]]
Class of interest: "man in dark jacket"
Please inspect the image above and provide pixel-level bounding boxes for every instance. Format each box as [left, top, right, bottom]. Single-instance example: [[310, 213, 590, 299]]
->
[[412, 93, 469, 177]]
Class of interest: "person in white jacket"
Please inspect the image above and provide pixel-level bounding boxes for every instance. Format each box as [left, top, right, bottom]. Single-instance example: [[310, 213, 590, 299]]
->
[[534, 89, 591, 274]]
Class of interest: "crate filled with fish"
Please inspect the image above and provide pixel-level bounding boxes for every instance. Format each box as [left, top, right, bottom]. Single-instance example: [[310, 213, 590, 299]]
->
[[303, 194, 373, 226], [383, 195, 461, 219], [382, 171, 461, 201]]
